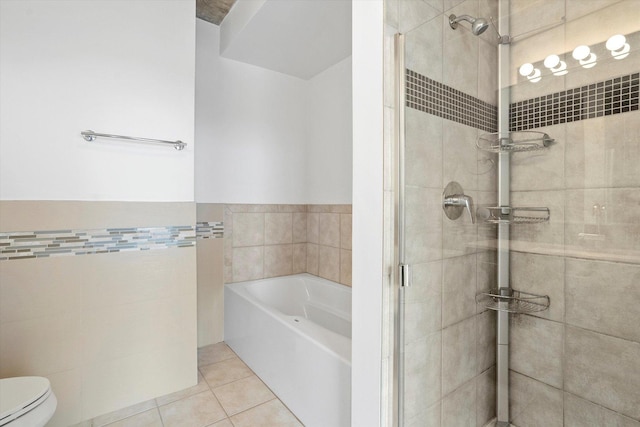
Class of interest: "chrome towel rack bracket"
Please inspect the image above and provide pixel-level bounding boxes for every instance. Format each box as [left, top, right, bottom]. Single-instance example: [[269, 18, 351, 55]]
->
[[81, 130, 186, 151]]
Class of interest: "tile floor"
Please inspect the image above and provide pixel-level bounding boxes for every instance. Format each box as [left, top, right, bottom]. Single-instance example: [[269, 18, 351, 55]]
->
[[76, 342, 302, 427]]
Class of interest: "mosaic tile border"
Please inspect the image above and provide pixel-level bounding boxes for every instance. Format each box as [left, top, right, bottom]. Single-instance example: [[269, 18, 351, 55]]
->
[[406, 69, 498, 132], [0, 226, 196, 261], [196, 221, 224, 239], [510, 72, 640, 131]]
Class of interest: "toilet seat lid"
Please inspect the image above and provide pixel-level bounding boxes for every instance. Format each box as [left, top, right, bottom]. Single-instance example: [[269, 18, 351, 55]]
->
[[0, 377, 51, 422]]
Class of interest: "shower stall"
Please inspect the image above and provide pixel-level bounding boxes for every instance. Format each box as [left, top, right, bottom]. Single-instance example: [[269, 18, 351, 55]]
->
[[387, 0, 640, 425]]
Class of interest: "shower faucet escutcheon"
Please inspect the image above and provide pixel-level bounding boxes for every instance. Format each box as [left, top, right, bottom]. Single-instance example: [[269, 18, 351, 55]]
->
[[443, 181, 476, 224]]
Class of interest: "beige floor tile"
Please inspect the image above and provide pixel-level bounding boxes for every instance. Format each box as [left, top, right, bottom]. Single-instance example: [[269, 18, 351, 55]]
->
[[213, 375, 275, 416], [155, 371, 210, 406], [103, 409, 162, 427], [200, 356, 253, 388], [198, 342, 236, 367], [209, 419, 234, 427], [159, 390, 227, 427], [93, 399, 157, 426], [230, 399, 302, 427]]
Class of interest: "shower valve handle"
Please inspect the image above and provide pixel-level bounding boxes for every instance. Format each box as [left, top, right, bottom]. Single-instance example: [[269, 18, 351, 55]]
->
[[444, 194, 476, 224], [443, 182, 476, 224]]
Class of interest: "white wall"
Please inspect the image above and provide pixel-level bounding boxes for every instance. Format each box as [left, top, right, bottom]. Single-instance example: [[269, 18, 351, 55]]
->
[[195, 20, 308, 204], [307, 57, 353, 204], [352, 0, 384, 425], [195, 19, 352, 205], [0, 0, 195, 202]]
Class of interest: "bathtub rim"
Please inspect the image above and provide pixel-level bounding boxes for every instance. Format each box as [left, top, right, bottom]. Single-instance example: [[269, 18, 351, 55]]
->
[[224, 273, 352, 365]]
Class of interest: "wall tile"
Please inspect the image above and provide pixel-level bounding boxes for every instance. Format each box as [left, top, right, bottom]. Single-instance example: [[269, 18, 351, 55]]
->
[[510, 0, 565, 42], [307, 213, 319, 244], [442, 317, 477, 395], [442, 254, 477, 327], [318, 245, 340, 282], [292, 243, 307, 274], [404, 331, 442, 419], [510, 315, 564, 388], [264, 213, 292, 245], [566, 111, 640, 189], [232, 213, 264, 247], [405, 401, 440, 427], [509, 371, 563, 427], [340, 214, 352, 250], [564, 392, 640, 427], [318, 213, 340, 247], [406, 260, 442, 304], [510, 190, 565, 249], [442, 120, 479, 192], [292, 213, 307, 243], [232, 246, 264, 282], [306, 243, 319, 275], [442, 378, 476, 427], [565, 326, 640, 420], [404, 186, 443, 264], [476, 367, 496, 427], [510, 252, 564, 322], [566, 258, 640, 342], [263, 245, 293, 278], [442, 3, 479, 97], [0, 312, 81, 377], [404, 109, 443, 189], [565, 188, 640, 256], [510, 123, 565, 191], [476, 310, 496, 373], [340, 249, 352, 286], [398, 0, 441, 33], [404, 298, 441, 345]]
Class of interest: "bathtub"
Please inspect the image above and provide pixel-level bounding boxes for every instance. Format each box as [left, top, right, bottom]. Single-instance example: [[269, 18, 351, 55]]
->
[[224, 274, 351, 427]]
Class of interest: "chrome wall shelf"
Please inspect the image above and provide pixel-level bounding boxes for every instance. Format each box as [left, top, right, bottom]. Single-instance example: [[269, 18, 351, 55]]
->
[[81, 130, 186, 151], [476, 131, 554, 153], [478, 206, 550, 224], [476, 289, 550, 314]]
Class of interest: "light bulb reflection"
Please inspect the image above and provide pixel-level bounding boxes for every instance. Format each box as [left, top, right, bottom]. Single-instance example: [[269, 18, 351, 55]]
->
[[612, 43, 630, 59], [519, 63, 534, 77], [606, 34, 626, 51], [572, 45, 590, 61]]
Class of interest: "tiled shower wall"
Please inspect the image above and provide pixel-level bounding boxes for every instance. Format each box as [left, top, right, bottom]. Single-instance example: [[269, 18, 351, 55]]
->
[[506, 1, 640, 425], [386, 0, 500, 425], [223, 204, 352, 286]]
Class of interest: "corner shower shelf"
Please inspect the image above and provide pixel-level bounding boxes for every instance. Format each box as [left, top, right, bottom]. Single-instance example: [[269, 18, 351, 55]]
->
[[476, 131, 555, 153], [476, 289, 550, 314], [479, 206, 550, 224]]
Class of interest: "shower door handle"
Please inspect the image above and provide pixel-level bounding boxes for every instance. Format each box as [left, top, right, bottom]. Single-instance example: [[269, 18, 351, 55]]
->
[[443, 182, 476, 224]]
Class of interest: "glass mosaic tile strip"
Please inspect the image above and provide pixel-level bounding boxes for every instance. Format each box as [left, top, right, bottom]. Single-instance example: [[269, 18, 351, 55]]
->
[[510, 72, 639, 131], [0, 225, 196, 261], [405, 69, 499, 133], [196, 221, 224, 239]]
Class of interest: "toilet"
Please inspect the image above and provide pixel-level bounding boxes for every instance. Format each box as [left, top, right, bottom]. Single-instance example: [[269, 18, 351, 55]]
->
[[0, 377, 57, 427]]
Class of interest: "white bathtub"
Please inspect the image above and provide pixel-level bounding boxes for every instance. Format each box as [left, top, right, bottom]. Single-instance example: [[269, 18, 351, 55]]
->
[[224, 274, 351, 427]]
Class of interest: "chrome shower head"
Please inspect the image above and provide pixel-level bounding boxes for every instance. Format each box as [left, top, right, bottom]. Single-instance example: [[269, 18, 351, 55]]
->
[[449, 14, 489, 35]]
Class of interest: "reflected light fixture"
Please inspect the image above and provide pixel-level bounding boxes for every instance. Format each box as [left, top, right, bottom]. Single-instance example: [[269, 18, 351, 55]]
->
[[572, 45, 597, 68], [544, 54, 568, 76], [519, 63, 541, 83], [606, 34, 630, 59]]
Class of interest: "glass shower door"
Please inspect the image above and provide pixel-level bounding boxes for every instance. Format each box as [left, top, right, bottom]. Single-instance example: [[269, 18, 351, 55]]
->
[[394, 0, 499, 424]]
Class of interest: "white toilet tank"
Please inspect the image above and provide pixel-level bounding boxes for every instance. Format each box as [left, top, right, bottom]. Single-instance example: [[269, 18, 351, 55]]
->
[[0, 377, 57, 427]]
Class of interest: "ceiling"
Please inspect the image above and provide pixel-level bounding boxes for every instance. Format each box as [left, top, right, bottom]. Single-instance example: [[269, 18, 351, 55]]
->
[[196, 0, 236, 26]]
